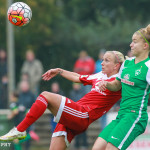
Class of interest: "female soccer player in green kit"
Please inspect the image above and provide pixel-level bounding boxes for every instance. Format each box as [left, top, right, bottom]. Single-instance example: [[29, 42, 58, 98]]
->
[[92, 24, 150, 150]]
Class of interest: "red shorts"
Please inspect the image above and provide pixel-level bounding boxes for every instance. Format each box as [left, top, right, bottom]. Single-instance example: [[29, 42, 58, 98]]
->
[[52, 96, 90, 146]]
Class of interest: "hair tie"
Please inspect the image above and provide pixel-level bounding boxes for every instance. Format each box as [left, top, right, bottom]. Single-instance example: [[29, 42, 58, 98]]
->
[[113, 51, 120, 64], [138, 31, 150, 46]]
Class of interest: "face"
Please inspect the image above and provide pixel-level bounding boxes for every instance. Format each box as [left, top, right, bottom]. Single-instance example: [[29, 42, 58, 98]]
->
[[130, 33, 146, 57], [20, 81, 30, 92], [101, 52, 117, 77], [73, 83, 81, 90], [0, 50, 6, 59], [26, 51, 34, 61], [51, 83, 59, 93], [79, 51, 88, 60]]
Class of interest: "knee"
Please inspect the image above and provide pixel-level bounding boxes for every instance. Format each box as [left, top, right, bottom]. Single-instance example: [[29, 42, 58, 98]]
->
[[92, 147, 99, 150], [41, 91, 53, 100], [92, 137, 107, 150], [106, 143, 118, 150], [92, 145, 106, 150]]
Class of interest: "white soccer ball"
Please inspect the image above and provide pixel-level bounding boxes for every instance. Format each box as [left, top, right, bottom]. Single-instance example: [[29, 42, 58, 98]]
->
[[7, 2, 32, 26]]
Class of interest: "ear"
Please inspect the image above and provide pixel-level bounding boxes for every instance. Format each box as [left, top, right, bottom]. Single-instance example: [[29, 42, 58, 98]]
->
[[144, 43, 149, 50], [114, 63, 120, 71]]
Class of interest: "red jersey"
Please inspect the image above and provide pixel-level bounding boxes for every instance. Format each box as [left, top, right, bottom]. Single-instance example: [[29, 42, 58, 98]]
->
[[78, 72, 121, 121], [73, 57, 95, 75], [53, 72, 121, 143]]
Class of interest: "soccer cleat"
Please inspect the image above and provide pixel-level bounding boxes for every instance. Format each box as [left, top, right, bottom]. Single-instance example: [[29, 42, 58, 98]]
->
[[0, 127, 27, 141]]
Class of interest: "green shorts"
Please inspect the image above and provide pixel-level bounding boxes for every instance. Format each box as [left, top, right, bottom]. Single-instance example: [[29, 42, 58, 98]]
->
[[99, 111, 148, 150]]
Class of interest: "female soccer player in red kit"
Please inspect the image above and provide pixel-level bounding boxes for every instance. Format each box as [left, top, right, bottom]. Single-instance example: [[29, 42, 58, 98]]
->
[[0, 51, 124, 150]]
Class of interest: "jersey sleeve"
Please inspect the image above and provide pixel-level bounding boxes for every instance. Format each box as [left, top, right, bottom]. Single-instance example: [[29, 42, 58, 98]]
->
[[146, 68, 150, 85], [79, 73, 100, 85], [145, 60, 150, 85], [79, 75, 92, 85], [116, 61, 125, 81]]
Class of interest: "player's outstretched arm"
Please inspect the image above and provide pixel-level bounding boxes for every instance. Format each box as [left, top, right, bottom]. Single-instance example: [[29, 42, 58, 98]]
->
[[106, 79, 122, 91], [98, 79, 121, 92], [42, 68, 81, 83]]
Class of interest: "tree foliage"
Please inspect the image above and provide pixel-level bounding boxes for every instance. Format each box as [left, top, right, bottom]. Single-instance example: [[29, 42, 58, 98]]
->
[[1, 0, 150, 94]]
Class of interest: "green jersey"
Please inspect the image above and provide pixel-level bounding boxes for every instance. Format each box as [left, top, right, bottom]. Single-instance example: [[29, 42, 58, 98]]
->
[[116, 57, 150, 113]]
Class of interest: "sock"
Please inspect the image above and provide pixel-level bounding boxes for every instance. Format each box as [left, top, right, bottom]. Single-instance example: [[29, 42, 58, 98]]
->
[[17, 94, 48, 132]]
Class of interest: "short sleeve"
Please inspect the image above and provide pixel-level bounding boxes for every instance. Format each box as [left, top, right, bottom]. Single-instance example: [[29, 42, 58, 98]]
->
[[116, 62, 125, 81], [146, 69, 150, 85], [145, 60, 150, 85], [79, 75, 92, 85]]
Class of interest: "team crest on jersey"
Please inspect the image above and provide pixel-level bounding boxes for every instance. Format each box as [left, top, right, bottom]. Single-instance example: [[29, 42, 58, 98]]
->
[[124, 74, 130, 80], [135, 68, 141, 76]]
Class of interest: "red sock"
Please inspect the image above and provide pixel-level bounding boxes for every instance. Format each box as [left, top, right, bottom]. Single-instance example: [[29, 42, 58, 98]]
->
[[17, 94, 48, 132]]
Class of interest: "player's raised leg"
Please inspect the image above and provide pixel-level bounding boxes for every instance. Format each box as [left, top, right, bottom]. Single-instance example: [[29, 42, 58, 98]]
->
[[49, 136, 66, 150], [0, 91, 62, 141]]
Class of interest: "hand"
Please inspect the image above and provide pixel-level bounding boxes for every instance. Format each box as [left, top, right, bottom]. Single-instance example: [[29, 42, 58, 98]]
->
[[42, 68, 60, 81], [7, 114, 13, 120], [98, 80, 108, 91]]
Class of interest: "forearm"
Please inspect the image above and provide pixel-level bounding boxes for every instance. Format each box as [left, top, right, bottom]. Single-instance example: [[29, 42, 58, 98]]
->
[[58, 68, 81, 83], [106, 80, 121, 91]]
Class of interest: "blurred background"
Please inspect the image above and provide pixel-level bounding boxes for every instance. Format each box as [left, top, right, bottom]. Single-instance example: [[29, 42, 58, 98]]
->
[[0, 0, 150, 150]]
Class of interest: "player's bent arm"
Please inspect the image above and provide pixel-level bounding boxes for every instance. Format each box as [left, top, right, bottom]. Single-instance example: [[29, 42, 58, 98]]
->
[[58, 68, 81, 83], [106, 79, 121, 91]]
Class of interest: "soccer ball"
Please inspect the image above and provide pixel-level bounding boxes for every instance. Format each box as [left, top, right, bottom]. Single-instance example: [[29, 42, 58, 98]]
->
[[7, 2, 32, 26]]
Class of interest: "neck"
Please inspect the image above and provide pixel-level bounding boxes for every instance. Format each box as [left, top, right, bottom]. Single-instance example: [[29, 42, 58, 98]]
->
[[107, 71, 118, 78], [135, 53, 149, 64]]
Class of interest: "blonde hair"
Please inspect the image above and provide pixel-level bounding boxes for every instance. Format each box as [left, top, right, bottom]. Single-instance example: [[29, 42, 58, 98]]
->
[[107, 51, 125, 65], [137, 24, 150, 49]]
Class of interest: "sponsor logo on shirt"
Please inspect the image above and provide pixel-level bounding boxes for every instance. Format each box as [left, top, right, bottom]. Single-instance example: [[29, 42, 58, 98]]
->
[[91, 82, 107, 95], [121, 79, 134, 86], [124, 74, 130, 80], [122, 74, 134, 86], [91, 87, 107, 95]]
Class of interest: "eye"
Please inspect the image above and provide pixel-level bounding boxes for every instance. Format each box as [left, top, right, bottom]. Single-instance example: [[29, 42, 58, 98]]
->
[[105, 58, 109, 62]]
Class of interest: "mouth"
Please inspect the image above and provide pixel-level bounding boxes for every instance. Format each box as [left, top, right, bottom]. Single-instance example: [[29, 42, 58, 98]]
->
[[131, 49, 134, 52]]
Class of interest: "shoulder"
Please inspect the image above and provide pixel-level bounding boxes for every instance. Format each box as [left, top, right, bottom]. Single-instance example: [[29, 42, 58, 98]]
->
[[123, 57, 135, 67], [34, 59, 43, 66], [125, 56, 135, 62], [86, 71, 104, 80], [34, 59, 42, 63]]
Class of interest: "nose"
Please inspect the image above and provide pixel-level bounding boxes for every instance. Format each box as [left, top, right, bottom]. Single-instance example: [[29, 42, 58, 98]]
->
[[130, 42, 133, 47], [101, 61, 104, 66]]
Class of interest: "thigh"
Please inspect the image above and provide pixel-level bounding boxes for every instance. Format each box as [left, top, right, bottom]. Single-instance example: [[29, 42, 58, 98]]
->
[[99, 119, 119, 142], [92, 120, 118, 150], [106, 143, 119, 150], [108, 113, 147, 150], [52, 123, 77, 146], [92, 137, 107, 150], [49, 136, 66, 150], [54, 97, 89, 131], [42, 91, 62, 116]]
